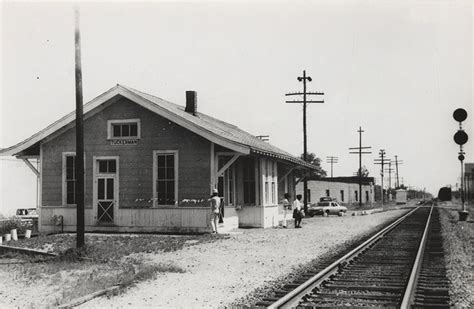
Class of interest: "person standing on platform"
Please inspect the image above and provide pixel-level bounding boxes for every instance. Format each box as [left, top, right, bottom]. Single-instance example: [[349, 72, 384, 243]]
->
[[282, 193, 291, 228], [293, 194, 303, 228], [209, 188, 221, 234]]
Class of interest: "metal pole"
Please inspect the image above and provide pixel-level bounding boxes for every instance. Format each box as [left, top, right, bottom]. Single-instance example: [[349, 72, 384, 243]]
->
[[74, 8, 85, 248], [358, 127, 362, 207], [303, 70, 308, 213], [461, 158, 465, 212]]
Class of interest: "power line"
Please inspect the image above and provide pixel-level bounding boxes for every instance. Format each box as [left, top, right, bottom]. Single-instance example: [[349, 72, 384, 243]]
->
[[285, 70, 324, 213], [349, 126, 372, 207], [326, 156, 338, 178], [374, 149, 390, 205]]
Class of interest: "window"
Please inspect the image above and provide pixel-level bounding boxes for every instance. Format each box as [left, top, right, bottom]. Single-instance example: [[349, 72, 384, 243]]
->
[[243, 158, 256, 204], [98, 159, 116, 173], [153, 151, 178, 206], [340, 190, 345, 202], [326, 190, 330, 197], [228, 167, 234, 205], [366, 191, 369, 202], [65, 154, 76, 204], [272, 182, 276, 204], [306, 189, 311, 203], [355, 190, 359, 202], [265, 182, 269, 204], [108, 119, 141, 139]]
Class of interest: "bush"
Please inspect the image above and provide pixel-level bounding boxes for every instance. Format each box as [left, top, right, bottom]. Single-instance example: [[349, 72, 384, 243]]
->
[[1, 217, 33, 234]]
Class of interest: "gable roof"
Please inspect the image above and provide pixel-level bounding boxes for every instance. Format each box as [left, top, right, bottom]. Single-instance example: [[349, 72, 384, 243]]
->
[[0, 84, 315, 169]]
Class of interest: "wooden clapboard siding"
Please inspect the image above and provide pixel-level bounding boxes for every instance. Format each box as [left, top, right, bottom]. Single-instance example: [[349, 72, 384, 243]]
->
[[41, 97, 212, 215], [39, 206, 238, 234], [238, 206, 263, 227]]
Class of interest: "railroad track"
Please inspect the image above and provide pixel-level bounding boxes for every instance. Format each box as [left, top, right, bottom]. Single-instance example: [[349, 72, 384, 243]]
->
[[265, 205, 451, 308]]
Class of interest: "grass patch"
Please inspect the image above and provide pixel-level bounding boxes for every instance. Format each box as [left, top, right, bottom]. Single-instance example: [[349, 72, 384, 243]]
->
[[2, 233, 224, 306]]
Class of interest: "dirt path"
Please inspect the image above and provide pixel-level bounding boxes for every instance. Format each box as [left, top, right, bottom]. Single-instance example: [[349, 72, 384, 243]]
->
[[82, 209, 408, 308]]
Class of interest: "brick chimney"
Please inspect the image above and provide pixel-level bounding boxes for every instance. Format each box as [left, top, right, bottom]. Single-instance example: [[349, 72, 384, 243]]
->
[[185, 91, 197, 115]]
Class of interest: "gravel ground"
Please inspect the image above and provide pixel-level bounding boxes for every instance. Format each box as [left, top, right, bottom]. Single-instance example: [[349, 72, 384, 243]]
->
[[439, 203, 473, 308], [78, 209, 408, 308]]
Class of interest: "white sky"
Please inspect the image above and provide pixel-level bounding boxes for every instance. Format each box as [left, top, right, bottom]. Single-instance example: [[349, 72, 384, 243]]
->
[[1, 0, 473, 216]]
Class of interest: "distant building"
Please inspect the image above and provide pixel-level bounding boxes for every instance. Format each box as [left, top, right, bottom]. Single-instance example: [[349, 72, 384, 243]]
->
[[296, 177, 375, 205], [0, 85, 315, 233]]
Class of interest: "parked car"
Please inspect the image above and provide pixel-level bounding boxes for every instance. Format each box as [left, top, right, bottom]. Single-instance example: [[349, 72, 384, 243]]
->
[[307, 201, 347, 217], [15, 208, 39, 219]]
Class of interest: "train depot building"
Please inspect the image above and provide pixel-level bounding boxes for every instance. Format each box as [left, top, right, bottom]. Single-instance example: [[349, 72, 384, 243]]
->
[[297, 176, 375, 206], [0, 85, 315, 233]]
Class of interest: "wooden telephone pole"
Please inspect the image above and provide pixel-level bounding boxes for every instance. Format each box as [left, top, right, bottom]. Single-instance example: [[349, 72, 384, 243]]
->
[[326, 156, 338, 178], [374, 149, 390, 206], [286, 70, 324, 212], [74, 8, 85, 248], [385, 161, 394, 200], [349, 127, 371, 207], [394, 155, 403, 188]]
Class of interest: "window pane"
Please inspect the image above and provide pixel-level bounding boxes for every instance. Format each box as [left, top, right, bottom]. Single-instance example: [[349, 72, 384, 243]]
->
[[157, 193, 166, 205], [67, 181, 75, 204], [130, 124, 138, 137], [107, 178, 114, 200], [108, 160, 116, 173], [122, 124, 130, 137], [99, 161, 108, 173], [66, 156, 75, 179], [166, 181, 175, 202], [157, 180, 166, 195], [166, 155, 174, 167], [113, 124, 121, 137], [157, 167, 165, 179], [98, 178, 105, 200], [166, 167, 174, 180], [157, 155, 165, 167]]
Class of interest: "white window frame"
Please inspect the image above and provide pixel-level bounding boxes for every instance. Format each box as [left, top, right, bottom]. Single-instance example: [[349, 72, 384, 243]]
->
[[62, 152, 86, 206], [92, 156, 120, 221], [107, 118, 141, 140], [152, 150, 179, 207]]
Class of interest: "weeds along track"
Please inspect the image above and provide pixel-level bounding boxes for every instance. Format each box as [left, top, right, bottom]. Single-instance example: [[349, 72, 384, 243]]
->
[[267, 206, 450, 308]]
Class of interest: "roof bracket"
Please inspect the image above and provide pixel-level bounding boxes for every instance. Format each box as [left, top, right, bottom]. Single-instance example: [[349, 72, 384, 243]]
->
[[217, 154, 241, 177], [22, 158, 39, 177]]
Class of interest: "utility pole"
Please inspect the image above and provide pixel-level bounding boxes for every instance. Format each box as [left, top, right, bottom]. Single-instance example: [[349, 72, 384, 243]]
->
[[394, 155, 403, 188], [374, 149, 390, 206], [385, 161, 394, 201], [326, 156, 338, 178], [349, 126, 372, 207], [74, 8, 85, 248], [286, 70, 324, 213]]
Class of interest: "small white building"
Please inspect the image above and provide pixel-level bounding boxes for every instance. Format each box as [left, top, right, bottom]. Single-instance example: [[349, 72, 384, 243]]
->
[[395, 189, 408, 204], [296, 177, 375, 206]]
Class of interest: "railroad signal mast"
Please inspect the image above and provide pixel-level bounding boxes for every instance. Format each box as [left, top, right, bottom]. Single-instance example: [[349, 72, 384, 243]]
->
[[286, 70, 324, 213], [394, 155, 404, 188], [349, 126, 372, 207], [326, 156, 338, 178], [453, 108, 469, 220], [374, 149, 390, 206]]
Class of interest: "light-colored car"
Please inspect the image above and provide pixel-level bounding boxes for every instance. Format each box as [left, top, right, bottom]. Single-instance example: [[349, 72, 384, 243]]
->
[[307, 201, 347, 216]]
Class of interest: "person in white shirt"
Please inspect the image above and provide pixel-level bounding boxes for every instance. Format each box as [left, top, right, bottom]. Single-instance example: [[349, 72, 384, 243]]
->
[[292, 194, 303, 228], [209, 188, 221, 234], [281, 193, 291, 228]]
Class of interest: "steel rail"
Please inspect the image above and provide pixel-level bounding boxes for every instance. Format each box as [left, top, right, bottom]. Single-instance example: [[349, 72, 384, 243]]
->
[[400, 205, 434, 308], [268, 207, 420, 309]]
